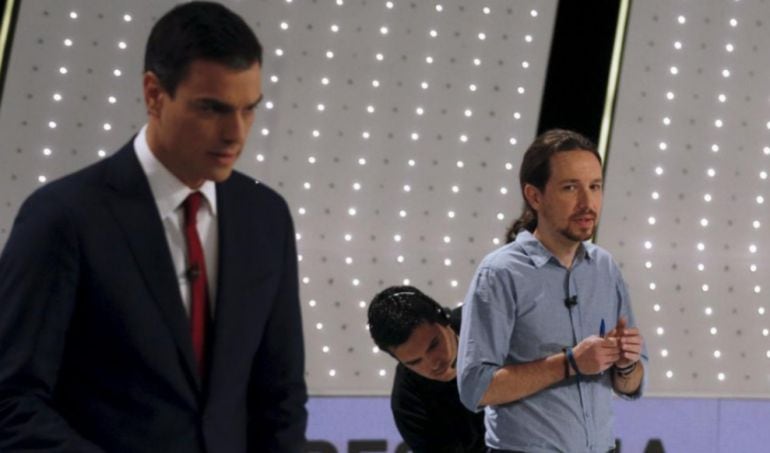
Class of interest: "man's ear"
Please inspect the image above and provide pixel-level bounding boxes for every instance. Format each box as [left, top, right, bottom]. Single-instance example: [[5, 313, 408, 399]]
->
[[523, 184, 542, 212], [143, 71, 165, 118]]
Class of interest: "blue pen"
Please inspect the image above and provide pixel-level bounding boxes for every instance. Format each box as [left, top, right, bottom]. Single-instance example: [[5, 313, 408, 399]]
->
[[599, 318, 606, 337]]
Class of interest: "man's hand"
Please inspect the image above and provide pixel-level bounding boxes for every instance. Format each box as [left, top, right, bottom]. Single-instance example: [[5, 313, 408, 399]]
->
[[607, 317, 644, 368], [571, 335, 619, 375]]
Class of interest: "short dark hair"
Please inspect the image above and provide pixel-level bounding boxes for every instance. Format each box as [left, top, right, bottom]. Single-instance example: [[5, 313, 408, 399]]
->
[[367, 286, 450, 354], [505, 129, 600, 243], [144, 1, 262, 96]]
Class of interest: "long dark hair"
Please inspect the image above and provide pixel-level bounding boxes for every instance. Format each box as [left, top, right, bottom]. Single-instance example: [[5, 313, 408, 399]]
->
[[505, 129, 600, 243]]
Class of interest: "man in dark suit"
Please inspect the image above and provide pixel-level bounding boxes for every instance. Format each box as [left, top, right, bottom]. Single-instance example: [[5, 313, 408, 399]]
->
[[0, 2, 307, 451]]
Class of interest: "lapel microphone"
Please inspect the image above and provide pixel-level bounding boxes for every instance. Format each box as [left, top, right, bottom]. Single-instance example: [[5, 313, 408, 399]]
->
[[185, 264, 201, 282], [564, 295, 578, 308]]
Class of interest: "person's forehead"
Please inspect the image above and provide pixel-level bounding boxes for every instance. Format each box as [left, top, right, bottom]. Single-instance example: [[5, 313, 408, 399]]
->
[[548, 150, 602, 175], [392, 323, 439, 357]]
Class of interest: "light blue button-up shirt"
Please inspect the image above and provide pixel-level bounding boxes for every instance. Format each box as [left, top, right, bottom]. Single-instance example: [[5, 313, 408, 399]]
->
[[457, 230, 647, 453]]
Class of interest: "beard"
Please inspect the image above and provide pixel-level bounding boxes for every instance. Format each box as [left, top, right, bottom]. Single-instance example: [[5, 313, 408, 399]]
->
[[558, 210, 598, 242]]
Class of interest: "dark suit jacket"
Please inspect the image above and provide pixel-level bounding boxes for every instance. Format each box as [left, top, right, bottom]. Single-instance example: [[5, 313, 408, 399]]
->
[[0, 142, 308, 452]]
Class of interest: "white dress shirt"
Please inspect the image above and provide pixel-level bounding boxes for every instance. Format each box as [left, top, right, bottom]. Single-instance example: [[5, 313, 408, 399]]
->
[[134, 125, 218, 316]]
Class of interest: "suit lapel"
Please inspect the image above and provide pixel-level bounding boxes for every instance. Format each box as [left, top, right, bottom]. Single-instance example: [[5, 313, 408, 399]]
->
[[103, 145, 201, 392]]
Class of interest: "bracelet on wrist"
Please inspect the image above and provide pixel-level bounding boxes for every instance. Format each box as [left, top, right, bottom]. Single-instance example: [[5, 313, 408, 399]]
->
[[614, 361, 637, 377], [561, 348, 569, 380], [565, 346, 582, 379]]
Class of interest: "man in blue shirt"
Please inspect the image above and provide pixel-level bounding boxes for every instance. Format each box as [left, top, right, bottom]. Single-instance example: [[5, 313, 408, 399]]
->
[[457, 129, 647, 453]]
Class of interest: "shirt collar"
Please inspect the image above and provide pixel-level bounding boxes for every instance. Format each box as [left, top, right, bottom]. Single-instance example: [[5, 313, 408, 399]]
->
[[134, 125, 217, 219], [515, 230, 595, 269]]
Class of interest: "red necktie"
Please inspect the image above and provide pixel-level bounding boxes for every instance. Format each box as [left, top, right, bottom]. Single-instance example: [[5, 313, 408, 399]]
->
[[183, 192, 209, 377]]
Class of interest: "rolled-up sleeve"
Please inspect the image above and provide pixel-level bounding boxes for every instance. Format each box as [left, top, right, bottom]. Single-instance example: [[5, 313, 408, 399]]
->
[[457, 265, 516, 411]]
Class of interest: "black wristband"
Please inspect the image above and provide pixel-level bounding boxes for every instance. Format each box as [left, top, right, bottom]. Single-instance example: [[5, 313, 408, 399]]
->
[[561, 348, 569, 379], [566, 347, 582, 379], [614, 361, 637, 377]]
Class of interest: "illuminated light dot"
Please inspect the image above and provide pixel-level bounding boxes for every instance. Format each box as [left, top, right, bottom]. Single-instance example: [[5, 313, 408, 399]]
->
[[69, 11, 78, 19], [757, 195, 765, 204], [451, 185, 459, 193], [270, 75, 279, 83], [43, 147, 52, 156], [522, 61, 529, 68], [730, 18, 738, 26], [465, 109, 473, 117], [497, 213, 505, 221], [722, 69, 730, 78], [760, 307, 766, 315], [718, 94, 727, 102], [749, 244, 758, 253], [411, 132, 419, 141], [59, 67, 68, 75], [415, 107, 425, 115], [652, 191, 660, 200], [500, 187, 508, 195], [483, 7, 491, 14], [103, 123, 112, 131], [403, 279, 410, 285], [767, 351, 770, 358], [63, 38, 73, 46], [714, 119, 723, 128], [366, 105, 375, 113], [443, 236, 451, 244], [330, 24, 339, 32], [712, 144, 720, 153], [280, 22, 289, 30], [525, 35, 533, 42], [659, 142, 668, 151], [447, 210, 455, 218], [760, 171, 768, 179], [345, 257, 353, 265], [261, 128, 269, 136], [702, 284, 709, 292], [408, 159, 416, 167], [711, 327, 718, 335], [399, 210, 407, 218], [726, 43, 734, 52], [469, 84, 477, 92], [653, 304, 661, 311], [645, 261, 653, 269], [108, 96, 116, 104], [754, 284, 761, 293], [705, 307, 713, 315], [353, 182, 361, 191], [655, 166, 664, 175], [394, 234, 402, 242], [459, 134, 468, 143], [348, 208, 357, 216], [309, 300, 317, 307], [308, 156, 316, 164], [53, 93, 62, 101], [98, 150, 107, 158], [303, 182, 311, 190], [336, 0, 343, 5], [666, 370, 674, 378], [707, 168, 716, 177], [478, 32, 486, 40], [666, 91, 675, 100], [379, 369, 387, 377], [656, 327, 664, 335], [644, 241, 653, 249], [661, 349, 669, 357], [321, 77, 330, 85], [425, 56, 434, 64], [517, 87, 525, 94], [704, 193, 712, 202], [700, 218, 709, 227], [429, 29, 438, 37], [113, 69, 122, 77], [376, 53, 384, 61], [677, 15, 686, 24], [373, 346, 380, 353], [322, 346, 330, 353], [670, 66, 679, 75], [674, 41, 682, 49], [352, 278, 360, 286], [714, 350, 722, 358], [509, 137, 518, 146], [118, 41, 127, 50], [435, 4, 443, 11], [513, 112, 521, 119], [372, 79, 380, 87], [362, 131, 370, 139], [380, 26, 389, 35], [530, 9, 538, 17], [697, 243, 705, 251], [764, 329, 769, 336], [326, 50, 334, 59], [265, 102, 274, 110], [316, 323, 324, 330], [358, 158, 367, 165], [344, 233, 352, 241], [298, 207, 306, 215], [123, 14, 132, 22], [451, 280, 458, 287], [444, 258, 452, 266], [505, 163, 514, 170], [492, 238, 500, 245], [317, 104, 325, 112], [312, 130, 320, 138], [302, 276, 310, 284], [753, 220, 761, 229], [420, 81, 429, 89], [359, 300, 366, 308], [38, 175, 47, 183], [663, 117, 671, 125], [697, 263, 705, 271], [648, 217, 656, 225], [649, 282, 656, 290], [296, 234, 302, 241], [329, 370, 336, 377]]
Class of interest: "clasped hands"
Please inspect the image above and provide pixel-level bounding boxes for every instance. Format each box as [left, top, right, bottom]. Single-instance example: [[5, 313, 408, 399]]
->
[[570, 317, 643, 376]]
